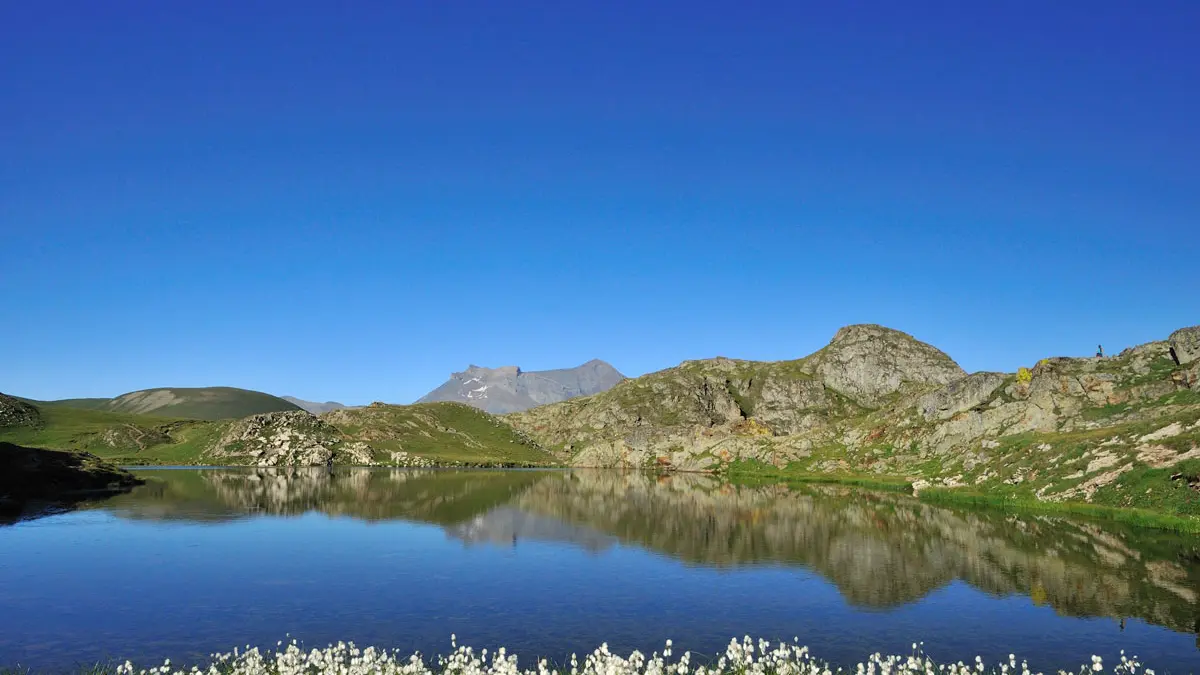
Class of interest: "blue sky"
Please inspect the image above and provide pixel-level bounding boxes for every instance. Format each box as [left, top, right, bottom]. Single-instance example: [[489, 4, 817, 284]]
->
[[2, 1, 1197, 404]]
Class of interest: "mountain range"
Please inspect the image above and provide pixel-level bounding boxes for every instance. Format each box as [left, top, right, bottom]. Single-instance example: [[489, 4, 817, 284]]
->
[[15, 359, 623, 421], [416, 359, 625, 413], [281, 397, 352, 415]]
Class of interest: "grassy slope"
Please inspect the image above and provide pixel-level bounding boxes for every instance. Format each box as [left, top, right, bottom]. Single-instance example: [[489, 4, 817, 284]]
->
[[30, 387, 302, 420], [104, 387, 302, 419], [27, 397, 111, 410], [724, 459, 1200, 534], [0, 404, 225, 465], [1, 401, 558, 467], [328, 402, 556, 466]]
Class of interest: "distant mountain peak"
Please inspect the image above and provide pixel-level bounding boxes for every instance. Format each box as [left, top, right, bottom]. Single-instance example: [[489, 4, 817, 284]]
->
[[281, 396, 352, 415], [418, 360, 624, 414]]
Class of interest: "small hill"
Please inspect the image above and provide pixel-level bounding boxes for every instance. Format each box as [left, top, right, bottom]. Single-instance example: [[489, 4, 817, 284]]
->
[[324, 401, 555, 465], [417, 359, 624, 413], [205, 411, 376, 467], [281, 396, 352, 415], [40, 387, 303, 420]]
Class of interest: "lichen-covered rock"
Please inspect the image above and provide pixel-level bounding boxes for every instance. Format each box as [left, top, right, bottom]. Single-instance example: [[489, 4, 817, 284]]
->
[[750, 377, 831, 435], [0, 393, 41, 429], [917, 372, 1007, 421], [1169, 325, 1200, 365], [803, 325, 966, 407]]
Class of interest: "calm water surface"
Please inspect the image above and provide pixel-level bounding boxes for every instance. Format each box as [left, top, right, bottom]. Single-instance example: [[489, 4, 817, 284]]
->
[[2, 468, 1199, 673]]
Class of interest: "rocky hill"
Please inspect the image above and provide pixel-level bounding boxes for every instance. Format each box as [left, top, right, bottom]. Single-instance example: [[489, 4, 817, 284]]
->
[[36, 387, 302, 420], [417, 359, 624, 413], [508, 324, 1200, 515]]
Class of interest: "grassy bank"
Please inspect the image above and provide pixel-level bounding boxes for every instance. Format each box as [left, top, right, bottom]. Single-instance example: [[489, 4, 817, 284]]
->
[[918, 487, 1200, 534], [722, 460, 915, 492], [722, 459, 1200, 534]]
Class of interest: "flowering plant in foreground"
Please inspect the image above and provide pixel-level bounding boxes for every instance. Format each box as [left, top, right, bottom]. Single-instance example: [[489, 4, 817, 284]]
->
[[114, 636, 1153, 675]]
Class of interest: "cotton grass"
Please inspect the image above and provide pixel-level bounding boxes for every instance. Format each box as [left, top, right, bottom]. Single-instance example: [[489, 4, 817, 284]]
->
[[112, 637, 1153, 675]]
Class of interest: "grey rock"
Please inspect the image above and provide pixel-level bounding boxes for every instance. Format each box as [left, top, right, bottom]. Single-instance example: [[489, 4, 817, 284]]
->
[[1168, 325, 1200, 365], [751, 376, 831, 434], [918, 372, 1007, 421], [417, 359, 624, 414], [804, 325, 966, 407]]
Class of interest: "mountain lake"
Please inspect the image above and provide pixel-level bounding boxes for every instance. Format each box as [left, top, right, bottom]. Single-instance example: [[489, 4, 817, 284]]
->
[[1, 468, 1198, 673]]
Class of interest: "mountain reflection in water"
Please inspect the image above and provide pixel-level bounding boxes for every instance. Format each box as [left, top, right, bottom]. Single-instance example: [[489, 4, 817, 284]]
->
[[91, 467, 1200, 640]]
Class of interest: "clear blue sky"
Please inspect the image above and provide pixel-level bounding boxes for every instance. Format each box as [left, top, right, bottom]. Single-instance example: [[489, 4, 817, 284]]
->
[[2, 1, 1197, 405]]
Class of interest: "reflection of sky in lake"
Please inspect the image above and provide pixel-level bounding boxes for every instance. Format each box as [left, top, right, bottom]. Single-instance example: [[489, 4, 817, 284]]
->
[[1, 469, 1197, 673]]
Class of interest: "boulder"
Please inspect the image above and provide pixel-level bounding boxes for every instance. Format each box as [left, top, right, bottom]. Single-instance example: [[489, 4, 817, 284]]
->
[[1168, 326, 1200, 365], [918, 372, 1007, 421]]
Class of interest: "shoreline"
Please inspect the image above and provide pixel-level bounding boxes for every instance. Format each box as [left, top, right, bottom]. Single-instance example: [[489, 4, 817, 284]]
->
[[107, 460, 1200, 534]]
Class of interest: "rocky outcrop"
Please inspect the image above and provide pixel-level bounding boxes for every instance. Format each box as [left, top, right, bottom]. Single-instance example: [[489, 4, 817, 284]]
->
[[208, 411, 375, 467], [802, 325, 966, 407], [918, 372, 1007, 421], [418, 360, 625, 413], [1169, 325, 1200, 365], [0, 393, 41, 428]]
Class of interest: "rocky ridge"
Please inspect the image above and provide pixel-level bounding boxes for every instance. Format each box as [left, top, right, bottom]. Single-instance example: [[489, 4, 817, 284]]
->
[[508, 324, 1200, 512]]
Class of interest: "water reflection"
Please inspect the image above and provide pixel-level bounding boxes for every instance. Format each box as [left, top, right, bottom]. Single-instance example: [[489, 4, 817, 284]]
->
[[93, 467, 1200, 640]]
